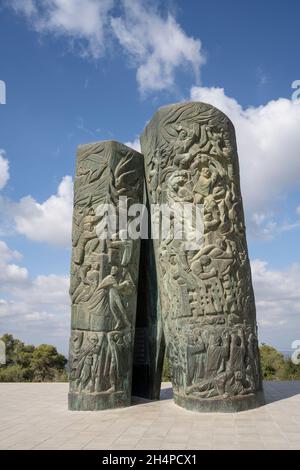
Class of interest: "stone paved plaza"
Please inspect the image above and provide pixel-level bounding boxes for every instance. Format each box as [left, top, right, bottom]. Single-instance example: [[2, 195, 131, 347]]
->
[[0, 381, 300, 450]]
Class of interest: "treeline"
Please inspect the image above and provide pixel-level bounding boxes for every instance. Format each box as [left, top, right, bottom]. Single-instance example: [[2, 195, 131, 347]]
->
[[260, 344, 300, 380], [0, 334, 67, 382]]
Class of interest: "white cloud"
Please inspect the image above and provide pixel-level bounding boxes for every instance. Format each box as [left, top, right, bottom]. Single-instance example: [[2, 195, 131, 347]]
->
[[111, 0, 204, 94], [10, 0, 114, 58], [0, 152, 72, 246], [13, 175, 73, 246], [125, 136, 141, 152], [9, 0, 205, 94], [190, 87, 300, 237], [0, 274, 70, 353], [0, 240, 28, 286], [0, 240, 22, 262], [0, 150, 10, 190], [251, 259, 300, 349], [0, 239, 70, 353], [10, 0, 37, 16], [0, 263, 29, 286]]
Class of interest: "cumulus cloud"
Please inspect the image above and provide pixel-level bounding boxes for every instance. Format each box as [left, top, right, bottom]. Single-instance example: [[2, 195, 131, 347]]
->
[[0, 240, 28, 286], [0, 150, 73, 246], [13, 175, 73, 246], [125, 136, 141, 152], [0, 240, 22, 262], [0, 275, 70, 352], [9, 0, 205, 94], [0, 239, 70, 352], [252, 259, 300, 349], [111, 0, 204, 93], [0, 263, 29, 286], [10, 0, 114, 58], [190, 86, 300, 237], [0, 150, 9, 190]]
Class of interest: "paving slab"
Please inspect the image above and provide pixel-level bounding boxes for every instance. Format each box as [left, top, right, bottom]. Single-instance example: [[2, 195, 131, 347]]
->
[[0, 381, 299, 450]]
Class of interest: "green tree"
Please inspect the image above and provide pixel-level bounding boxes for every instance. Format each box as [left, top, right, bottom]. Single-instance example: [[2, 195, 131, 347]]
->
[[260, 343, 287, 380], [260, 344, 300, 380], [0, 334, 67, 382], [0, 364, 31, 382], [30, 344, 67, 382], [282, 358, 300, 380]]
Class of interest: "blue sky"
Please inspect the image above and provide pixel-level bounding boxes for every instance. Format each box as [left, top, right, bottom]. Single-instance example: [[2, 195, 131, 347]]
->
[[0, 0, 299, 354]]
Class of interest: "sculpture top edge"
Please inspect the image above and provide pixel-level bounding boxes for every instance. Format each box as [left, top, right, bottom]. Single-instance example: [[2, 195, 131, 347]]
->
[[141, 101, 235, 134], [77, 140, 143, 157]]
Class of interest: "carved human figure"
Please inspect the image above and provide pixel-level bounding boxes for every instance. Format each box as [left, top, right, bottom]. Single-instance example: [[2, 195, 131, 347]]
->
[[173, 124, 198, 168], [229, 330, 246, 375], [247, 333, 261, 389], [89, 265, 133, 331], [205, 331, 230, 378], [202, 125, 224, 157], [104, 331, 130, 392], [167, 171, 193, 203], [187, 332, 206, 385], [73, 208, 100, 266], [72, 263, 100, 304], [148, 149, 161, 203], [191, 256, 223, 315], [194, 167, 218, 204], [71, 333, 99, 391]]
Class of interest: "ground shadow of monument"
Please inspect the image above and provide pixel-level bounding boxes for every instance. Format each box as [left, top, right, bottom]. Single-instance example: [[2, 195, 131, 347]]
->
[[132, 381, 300, 409], [131, 386, 172, 407], [263, 380, 300, 405]]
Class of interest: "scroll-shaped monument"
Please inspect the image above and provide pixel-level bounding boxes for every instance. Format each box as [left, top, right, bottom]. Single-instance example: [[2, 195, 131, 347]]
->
[[141, 102, 264, 412], [68, 141, 143, 410]]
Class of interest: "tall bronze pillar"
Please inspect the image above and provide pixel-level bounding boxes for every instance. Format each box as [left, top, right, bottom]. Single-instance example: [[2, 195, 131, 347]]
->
[[141, 102, 264, 412], [68, 141, 143, 410]]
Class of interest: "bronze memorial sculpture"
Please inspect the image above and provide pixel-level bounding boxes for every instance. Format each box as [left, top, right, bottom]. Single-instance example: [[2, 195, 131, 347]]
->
[[68, 102, 264, 412]]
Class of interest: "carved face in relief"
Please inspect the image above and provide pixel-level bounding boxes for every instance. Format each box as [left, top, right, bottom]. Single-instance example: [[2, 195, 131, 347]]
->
[[214, 335, 222, 347], [88, 334, 98, 345], [235, 371, 242, 381], [109, 331, 122, 343], [212, 183, 226, 200], [201, 168, 212, 179], [169, 255, 177, 266], [111, 266, 119, 276], [200, 255, 211, 267], [167, 171, 188, 193], [178, 128, 188, 140], [71, 331, 83, 350], [191, 260, 201, 276]]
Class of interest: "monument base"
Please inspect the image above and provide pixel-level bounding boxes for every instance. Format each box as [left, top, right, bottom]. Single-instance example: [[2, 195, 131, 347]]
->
[[173, 390, 265, 413], [68, 391, 130, 411]]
